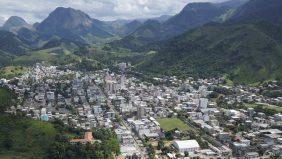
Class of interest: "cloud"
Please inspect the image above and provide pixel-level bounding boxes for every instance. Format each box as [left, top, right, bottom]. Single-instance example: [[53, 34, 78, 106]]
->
[[0, 16, 5, 26], [0, 0, 226, 23]]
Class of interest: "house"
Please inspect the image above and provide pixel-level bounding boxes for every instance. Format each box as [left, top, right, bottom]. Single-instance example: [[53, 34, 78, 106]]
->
[[70, 132, 96, 144]]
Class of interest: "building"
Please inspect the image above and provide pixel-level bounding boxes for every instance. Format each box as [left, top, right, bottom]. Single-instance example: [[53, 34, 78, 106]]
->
[[137, 104, 145, 119], [172, 140, 200, 153], [231, 142, 248, 157], [199, 98, 208, 109], [217, 132, 231, 143], [70, 132, 96, 145], [41, 114, 49, 121], [245, 152, 260, 159]]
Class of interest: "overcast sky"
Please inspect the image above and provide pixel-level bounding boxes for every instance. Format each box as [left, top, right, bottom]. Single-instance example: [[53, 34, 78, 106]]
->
[[0, 0, 226, 24]]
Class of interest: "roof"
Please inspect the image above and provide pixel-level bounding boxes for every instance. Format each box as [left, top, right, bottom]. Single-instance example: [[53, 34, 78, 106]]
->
[[84, 132, 93, 141], [120, 145, 137, 155], [259, 129, 282, 134], [173, 140, 200, 149], [70, 132, 94, 143]]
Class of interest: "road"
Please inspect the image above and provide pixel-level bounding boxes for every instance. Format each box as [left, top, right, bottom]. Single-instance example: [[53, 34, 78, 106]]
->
[[97, 83, 147, 159]]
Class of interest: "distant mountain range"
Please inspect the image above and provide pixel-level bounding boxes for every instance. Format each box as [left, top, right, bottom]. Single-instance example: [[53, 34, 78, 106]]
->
[[110, 0, 247, 51], [2, 16, 32, 32], [0, 0, 282, 84], [0, 7, 173, 50], [137, 0, 282, 83]]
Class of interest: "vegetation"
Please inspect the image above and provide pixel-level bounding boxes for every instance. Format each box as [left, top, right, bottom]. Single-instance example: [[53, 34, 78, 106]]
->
[[0, 30, 30, 56], [0, 66, 27, 79], [245, 103, 282, 115], [0, 87, 120, 159], [48, 127, 120, 159], [0, 114, 57, 159], [13, 47, 74, 66], [143, 141, 155, 159], [0, 87, 17, 113], [138, 22, 282, 84], [110, 2, 230, 52], [262, 90, 282, 98], [157, 118, 190, 132]]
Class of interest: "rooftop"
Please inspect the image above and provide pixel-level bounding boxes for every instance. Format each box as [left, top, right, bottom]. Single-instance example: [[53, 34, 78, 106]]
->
[[173, 140, 200, 149]]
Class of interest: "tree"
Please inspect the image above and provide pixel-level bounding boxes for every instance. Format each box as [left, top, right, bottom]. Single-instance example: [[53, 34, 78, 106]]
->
[[146, 144, 155, 159], [184, 151, 189, 157], [157, 140, 164, 150]]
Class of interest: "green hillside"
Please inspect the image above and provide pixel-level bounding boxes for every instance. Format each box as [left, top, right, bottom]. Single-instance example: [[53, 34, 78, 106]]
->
[[0, 87, 17, 113], [0, 30, 30, 56], [138, 22, 282, 84], [0, 115, 57, 158]]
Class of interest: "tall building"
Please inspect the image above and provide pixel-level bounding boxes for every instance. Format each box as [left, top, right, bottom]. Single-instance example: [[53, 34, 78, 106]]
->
[[199, 98, 208, 109], [119, 62, 127, 74], [137, 104, 146, 119], [120, 75, 125, 90]]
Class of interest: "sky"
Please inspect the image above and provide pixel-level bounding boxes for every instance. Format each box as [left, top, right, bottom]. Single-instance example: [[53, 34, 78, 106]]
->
[[0, 0, 226, 24]]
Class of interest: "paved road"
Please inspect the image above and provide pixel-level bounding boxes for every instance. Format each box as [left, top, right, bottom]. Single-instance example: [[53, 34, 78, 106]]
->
[[98, 83, 147, 159]]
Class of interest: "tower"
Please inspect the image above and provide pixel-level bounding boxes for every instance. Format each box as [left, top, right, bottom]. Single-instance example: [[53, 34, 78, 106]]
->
[[137, 104, 146, 119]]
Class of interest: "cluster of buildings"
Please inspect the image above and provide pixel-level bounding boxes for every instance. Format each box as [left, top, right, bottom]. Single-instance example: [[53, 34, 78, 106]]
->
[[1, 62, 281, 159]]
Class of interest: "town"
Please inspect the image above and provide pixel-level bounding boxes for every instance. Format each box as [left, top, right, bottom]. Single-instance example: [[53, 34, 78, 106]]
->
[[1, 63, 281, 159]]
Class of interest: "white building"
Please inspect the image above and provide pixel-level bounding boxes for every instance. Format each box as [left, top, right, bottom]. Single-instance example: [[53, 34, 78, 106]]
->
[[199, 98, 208, 109], [172, 140, 200, 153]]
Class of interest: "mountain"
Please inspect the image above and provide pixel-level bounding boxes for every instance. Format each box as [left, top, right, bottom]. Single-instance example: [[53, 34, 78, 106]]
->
[[94, 15, 170, 37], [99, 19, 143, 36], [136, 15, 172, 23], [2, 16, 32, 32], [110, 20, 163, 51], [163, 3, 228, 36], [0, 17, 5, 26], [136, 0, 282, 83], [216, 0, 249, 8], [230, 0, 282, 24], [118, 20, 143, 36], [0, 30, 30, 56], [138, 22, 282, 83], [16, 27, 39, 44], [37, 7, 112, 44], [110, 2, 230, 51], [0, 16, 40, 45], [153, 15, 172, 22]]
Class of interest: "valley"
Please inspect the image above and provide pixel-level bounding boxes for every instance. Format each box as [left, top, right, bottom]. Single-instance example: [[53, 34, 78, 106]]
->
[[0, 0, 282, 158]]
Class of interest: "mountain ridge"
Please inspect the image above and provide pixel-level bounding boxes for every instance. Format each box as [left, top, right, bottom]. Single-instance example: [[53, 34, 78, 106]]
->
[[136, 0, 282, 83], [110, 1, 236, 51]]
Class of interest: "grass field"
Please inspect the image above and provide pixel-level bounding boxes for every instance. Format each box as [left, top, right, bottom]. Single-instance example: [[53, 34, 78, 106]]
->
[[157, 118, 190, 132], [13, 47, 74, 66], [0, 66, 27, 79]]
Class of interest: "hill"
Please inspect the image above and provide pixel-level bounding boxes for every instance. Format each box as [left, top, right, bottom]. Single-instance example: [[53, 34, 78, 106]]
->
[[230, 0, 282, 24], [2, 16, 32, 32], [110, 20, 163, 51], [0, 30, 30, 56], [138, 22, 282, 83], [135, 0, 282, 84]]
